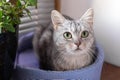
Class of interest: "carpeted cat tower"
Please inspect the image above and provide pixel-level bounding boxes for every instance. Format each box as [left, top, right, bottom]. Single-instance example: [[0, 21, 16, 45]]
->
[[12, 32, 104, 80]]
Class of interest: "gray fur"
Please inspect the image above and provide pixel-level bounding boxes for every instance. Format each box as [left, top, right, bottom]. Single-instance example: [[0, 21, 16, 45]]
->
[[33, 9, 96, 71]]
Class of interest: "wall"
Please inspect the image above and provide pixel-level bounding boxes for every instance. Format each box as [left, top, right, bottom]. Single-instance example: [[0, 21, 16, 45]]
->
[[92, 0, 120, 66], [61, 0, 92, 19]]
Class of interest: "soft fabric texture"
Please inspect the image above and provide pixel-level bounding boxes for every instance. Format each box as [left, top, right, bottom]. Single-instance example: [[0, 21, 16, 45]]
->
[[12, 32, 104, 80]]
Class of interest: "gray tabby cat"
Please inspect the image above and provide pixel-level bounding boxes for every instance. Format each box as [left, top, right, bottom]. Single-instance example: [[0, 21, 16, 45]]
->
[[33, 8, 96, 71]]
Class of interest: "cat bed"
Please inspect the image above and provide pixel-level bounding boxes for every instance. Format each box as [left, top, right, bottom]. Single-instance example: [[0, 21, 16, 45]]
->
[[12, 32, 104, 80]]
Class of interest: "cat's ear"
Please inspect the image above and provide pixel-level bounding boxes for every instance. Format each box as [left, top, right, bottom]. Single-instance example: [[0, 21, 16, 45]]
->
[[51, 10, 66, 30], [80, 8, 94, 27]]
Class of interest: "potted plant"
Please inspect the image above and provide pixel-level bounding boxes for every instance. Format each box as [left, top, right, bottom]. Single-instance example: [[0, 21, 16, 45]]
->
[[0, 0, 37, 79]]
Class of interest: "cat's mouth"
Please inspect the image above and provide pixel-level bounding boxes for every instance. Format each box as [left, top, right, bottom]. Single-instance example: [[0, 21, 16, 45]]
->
[[75, 48, 82, 51]]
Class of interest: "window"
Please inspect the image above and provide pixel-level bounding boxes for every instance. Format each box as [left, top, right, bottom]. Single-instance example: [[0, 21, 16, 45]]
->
[[19, 0, 55, 35]]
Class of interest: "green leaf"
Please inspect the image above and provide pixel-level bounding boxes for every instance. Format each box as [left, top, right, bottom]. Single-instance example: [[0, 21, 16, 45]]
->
[[16, 0, 22, 7], [0, 0, 37, 34], [0, 22, 2, 33], [3, 16, 10, 23], [0, 10, 2, 20], [0, 27, 1, 33], [0, 22, 3, 27], [7, 25, 15, 32], [28, 0, 37, 7], [3, 23, 15, 32], [0, 2, 2, 6]]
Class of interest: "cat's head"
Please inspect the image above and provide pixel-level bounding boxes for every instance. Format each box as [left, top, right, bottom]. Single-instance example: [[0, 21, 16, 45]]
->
[[51, 8, 95, 55]]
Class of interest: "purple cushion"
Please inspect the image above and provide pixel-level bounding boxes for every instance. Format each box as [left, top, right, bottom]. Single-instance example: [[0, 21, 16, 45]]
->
[[12, 32, 104, 80]]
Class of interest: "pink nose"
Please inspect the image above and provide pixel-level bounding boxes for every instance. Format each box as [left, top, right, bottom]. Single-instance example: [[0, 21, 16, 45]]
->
[[75, 41, 81, 47]]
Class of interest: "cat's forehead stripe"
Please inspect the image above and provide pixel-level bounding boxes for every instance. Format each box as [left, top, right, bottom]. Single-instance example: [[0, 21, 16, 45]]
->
[[63, 20, 90, 33], [69, 21, 81, 33]]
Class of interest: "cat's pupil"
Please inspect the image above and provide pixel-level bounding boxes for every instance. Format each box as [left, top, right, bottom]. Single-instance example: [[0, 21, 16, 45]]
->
[[63, 32, 72, 39], [81, 31, 89, 38], [66, 33, 69, 37]]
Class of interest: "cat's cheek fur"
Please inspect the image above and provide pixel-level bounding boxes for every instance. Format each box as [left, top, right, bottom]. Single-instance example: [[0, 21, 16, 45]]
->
[[65, 43, 77, 53], [80, 41, 91, 49]]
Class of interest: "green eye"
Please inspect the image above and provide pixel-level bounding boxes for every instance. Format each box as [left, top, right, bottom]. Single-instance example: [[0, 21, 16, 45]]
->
[[81, 30, 89, 38], [63, 32, 72, 39]]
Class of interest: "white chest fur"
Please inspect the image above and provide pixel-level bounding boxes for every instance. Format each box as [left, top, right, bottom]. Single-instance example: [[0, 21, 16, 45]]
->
[[53, 52, 92, 71]]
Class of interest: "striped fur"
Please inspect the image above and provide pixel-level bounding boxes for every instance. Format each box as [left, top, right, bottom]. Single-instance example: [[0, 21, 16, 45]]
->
[[33, 8, 97, 71]]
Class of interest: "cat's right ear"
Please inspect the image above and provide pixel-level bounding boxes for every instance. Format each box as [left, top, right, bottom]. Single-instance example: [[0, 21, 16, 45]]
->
[[51, 10, 66, 30], [80, 8, 94, 28]]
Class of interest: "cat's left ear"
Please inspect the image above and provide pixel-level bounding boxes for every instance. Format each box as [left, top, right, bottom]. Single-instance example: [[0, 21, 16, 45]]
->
[[51, 10, 66, 30], [80, 8, 94, 27]]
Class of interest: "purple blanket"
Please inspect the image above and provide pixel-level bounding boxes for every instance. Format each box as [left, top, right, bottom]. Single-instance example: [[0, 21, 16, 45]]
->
[[12, 32, 104, 80]]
